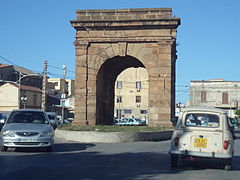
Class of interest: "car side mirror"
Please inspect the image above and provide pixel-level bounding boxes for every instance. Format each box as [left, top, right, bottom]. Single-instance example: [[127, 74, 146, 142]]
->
[[0, 119, 5, 124], [171, 117, 178, 126]]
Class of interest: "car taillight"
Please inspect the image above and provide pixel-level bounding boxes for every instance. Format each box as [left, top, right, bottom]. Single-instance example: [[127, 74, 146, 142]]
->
[[174, 137, 179, 147], [223, 140, 229, 150]]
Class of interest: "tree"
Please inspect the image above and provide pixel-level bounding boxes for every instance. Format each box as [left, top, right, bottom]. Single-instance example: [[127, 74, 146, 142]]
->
[[235, 109, 240, 116]]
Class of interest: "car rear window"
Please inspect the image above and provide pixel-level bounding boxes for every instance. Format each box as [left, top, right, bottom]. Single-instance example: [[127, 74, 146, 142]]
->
[[0, 114, 4, 119], [47, 115, 56, 120], [185, 113, 220, 128], [7, 111, 48, 124]]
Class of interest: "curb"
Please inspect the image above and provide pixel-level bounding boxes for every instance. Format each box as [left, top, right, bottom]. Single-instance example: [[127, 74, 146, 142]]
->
[[55, 129, 173, 143]]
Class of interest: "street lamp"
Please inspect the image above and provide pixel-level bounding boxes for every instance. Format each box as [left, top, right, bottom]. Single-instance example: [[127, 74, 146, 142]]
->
[[61, 93, 66, 124], [20, 96, 27, 109], [17, 73, 42, 109]]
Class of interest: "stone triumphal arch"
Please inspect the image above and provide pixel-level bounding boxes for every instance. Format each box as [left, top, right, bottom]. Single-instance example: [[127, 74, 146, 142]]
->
[[70, 8, 180, 127]]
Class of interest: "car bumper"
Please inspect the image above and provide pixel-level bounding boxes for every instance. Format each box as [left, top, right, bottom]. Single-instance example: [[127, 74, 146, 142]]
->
[[169, 149, 232, 159], [1, 136, 54, 148]]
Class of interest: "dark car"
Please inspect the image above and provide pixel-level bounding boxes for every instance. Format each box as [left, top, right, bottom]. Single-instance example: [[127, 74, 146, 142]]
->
[[0, 113, 6, 130]]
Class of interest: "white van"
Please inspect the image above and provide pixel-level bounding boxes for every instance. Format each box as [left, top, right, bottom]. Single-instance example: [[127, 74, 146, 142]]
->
[[46, 112, 59, 129], [169, 107, 235, 170]]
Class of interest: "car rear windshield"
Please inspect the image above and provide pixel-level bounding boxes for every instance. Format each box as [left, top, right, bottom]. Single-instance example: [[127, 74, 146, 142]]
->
[[185, 113, 220, 128], [7, 111, 48, 124], [47, 115, 56, 120], [0, 114, 4, 119]]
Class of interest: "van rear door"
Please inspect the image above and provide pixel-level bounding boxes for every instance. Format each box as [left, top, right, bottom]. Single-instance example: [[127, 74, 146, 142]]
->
[[188, 129, 223, 153], [184, 112, 223, 154]]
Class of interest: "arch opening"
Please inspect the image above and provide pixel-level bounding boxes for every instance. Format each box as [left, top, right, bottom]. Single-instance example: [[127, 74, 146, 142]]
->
[[96, 55, 145, 125], [114, 67, 149, 124]]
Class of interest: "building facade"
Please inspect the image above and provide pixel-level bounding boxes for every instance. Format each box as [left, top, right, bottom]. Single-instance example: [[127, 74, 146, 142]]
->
[[190, 79, 240, 117], [0, 64, 66, 112], [46, 78, 75, 117], [47, 78, 75, 98], [114, 68, 148, 122], [0, 64, 42, 89], [0, 82, 42, 111]]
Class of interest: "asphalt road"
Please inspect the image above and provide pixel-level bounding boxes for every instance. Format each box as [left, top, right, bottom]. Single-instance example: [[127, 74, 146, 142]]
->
[[1, 130, 240, 180]]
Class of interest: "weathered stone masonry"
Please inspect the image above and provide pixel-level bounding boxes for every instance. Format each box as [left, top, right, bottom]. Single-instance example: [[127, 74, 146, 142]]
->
[[70, 8, 180, 127]]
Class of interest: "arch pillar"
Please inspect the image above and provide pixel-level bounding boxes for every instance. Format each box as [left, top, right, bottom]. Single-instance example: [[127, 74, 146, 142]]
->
[[74, 41, 92, 125]]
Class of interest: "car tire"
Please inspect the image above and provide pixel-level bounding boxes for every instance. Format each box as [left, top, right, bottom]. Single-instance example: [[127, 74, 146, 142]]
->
[[0, 146, 7, 152], [224, 159, 232, 171], [170, 154, 178, 168], [224, 165, 231, 171]]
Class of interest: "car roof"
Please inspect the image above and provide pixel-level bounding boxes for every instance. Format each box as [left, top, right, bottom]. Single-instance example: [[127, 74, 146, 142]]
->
[[46, 112, 57, 115], [11, 109, 45, 113], [182, 106, 226, 114]]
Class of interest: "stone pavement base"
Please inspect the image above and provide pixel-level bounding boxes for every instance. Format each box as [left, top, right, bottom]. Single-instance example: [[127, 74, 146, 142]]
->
[[55, 129, 173, 143]]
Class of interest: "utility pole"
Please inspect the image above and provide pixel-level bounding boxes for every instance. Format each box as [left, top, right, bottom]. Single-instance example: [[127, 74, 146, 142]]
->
[[61, 64, 67, 124], [41, 60, 47, 111], [18, 72, 23, 109]]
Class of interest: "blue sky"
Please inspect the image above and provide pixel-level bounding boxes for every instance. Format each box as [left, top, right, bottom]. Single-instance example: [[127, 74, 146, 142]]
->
[[1, 0, 240, 103]]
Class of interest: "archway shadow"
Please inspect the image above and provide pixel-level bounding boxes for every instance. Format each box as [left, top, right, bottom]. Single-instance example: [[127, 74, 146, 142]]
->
[[1, 142, 239, 180]]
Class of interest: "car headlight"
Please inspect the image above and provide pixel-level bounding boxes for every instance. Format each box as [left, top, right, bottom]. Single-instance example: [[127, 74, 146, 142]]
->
[[2, 130, 15, 137], [41, 130, 54, 137]]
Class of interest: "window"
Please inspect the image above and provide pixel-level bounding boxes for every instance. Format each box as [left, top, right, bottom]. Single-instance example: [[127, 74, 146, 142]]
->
[[116, 96, 122, 103], [201, 91, 207, 103], [136, 81, 141, 91], [33, 94, 37, 106], [7, 111, 48, 124], [140, 110, 148, 114], [116, 81, 122, 89], [0, 73, 3, 80], [222, 92, 228, 104], [124, 109, 132, 114], [136, 96, 141, 103], [116, 109, 122, 119], [185, 113, 219, 128]]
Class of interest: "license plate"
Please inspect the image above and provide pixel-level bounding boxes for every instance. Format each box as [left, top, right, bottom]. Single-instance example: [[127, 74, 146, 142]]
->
[[194, 138, 207, 148], [19, 138, 38, 142]]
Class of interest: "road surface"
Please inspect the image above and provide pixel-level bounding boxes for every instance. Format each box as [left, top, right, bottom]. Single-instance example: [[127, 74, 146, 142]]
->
[[0, 130, 240, 180]]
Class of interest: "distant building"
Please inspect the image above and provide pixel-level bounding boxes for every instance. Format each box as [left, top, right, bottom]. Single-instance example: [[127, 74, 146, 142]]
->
[[46, 78, 75, 117], [0, 64, 63, 113], [0, 64, 42, 89], [47, 78, 75, 98], [114, 67, 148, 121], [0, 82, 42, 111], [190, 79, 240, 117]]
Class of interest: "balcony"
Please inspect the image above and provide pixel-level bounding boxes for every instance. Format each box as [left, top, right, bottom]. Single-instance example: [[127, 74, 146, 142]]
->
[[215, 101, 238, 109]]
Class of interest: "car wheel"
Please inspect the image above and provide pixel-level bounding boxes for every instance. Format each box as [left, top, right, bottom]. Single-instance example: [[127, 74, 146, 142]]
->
[[170, 154, 178, 168], [45, 145, 53, 152], [0, 146, 8, 152], [224, 159, 232, 171]]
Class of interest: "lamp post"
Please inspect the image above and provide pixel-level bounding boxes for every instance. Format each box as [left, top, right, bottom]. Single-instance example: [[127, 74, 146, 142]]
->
[[16, 73, 42, 109], [61, 65, 67, 124]]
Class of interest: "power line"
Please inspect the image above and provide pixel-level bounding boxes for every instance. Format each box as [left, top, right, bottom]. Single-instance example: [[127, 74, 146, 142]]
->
[[47, 72, 74, 80], [0, 55, 20, 67], [48, 64, 75, 74], [0, 55, 44, 75]]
